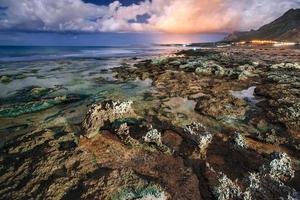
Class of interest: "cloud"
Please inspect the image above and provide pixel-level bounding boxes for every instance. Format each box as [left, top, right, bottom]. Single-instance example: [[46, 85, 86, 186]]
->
[[0, 0, 299, 33]]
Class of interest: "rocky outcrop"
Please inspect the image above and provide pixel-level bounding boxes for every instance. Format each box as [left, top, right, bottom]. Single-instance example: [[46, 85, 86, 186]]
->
[[1, 46, 300, 200], [82, 100, 135, 137], [211, 152, 297, 200]]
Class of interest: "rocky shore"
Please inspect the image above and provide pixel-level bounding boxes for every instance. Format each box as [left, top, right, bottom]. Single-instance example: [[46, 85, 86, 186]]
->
[[0, 46, 299, 199]]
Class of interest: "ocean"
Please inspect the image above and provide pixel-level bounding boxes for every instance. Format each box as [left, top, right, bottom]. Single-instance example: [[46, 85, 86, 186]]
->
[[0, 45, 181, 62]]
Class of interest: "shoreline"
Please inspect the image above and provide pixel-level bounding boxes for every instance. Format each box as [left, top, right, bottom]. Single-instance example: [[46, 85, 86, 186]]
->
[[0, 46, 299, 199]]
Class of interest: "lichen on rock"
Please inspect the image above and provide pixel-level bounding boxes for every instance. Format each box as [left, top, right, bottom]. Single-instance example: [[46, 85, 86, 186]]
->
[[184, 122, 213, 158], [114, 123, 139, 146], [82, 100, 135, 138], [261, 152, 295, 181], [143, 127, 162, 146], [195, 61, 233, 77], [212, 152, 297, 200], [271, 62, 300, 70], [232, 132, 248, 149], [213, 172, 242, 200]]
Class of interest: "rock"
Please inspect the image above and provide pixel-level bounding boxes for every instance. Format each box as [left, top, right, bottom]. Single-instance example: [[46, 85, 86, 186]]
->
[[211, 152, 297, 200], [271, 62, 300, 70], [30, 87, 51, 98], [0, 75, 12, 83], [143, 128, 162, 146], [58, 140, 77, 150], [179, 60, 202, 70], [237, 64, 259, 80], [114, 123, 139, 146], [184, 122, 213, 158], [188, 92, 206, 100], [110, 184, 168, 200], [151, 57, 168, 65], [162, 130, 183, 152], [213, 172, 241, 200], [152, 70, 203, 97], [82, 100, 135, 138], [195, 61, 233, 77], [261, 152, 294, 182], [169, 60, 181, 66], [255, 84, 300, 130], [195, 94, 249, 120], [232, 132, 248, 149]]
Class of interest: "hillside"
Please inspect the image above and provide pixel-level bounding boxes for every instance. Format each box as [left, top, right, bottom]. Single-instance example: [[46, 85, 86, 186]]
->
[[225, 9, 300, 42]]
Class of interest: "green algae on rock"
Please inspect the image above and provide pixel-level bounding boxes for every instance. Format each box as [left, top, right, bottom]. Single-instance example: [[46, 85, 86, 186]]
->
[[30, 87, 51, 98], [0, 95, 79, 117], [0, 75, 13, 84]]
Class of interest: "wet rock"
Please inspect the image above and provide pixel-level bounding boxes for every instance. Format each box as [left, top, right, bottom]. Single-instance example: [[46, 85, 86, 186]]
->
[[30, 87, 51, 98], [82, 100, 135, 138], [0, 75, 12, 83], [195, 94, 249, 120]]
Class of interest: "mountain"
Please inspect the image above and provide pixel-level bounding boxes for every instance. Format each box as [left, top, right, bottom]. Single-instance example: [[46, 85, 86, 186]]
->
[[225, 9, 300, 42]]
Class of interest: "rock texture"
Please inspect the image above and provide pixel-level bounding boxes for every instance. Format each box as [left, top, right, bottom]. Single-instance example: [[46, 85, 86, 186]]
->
[[1, 46, 300, 199]]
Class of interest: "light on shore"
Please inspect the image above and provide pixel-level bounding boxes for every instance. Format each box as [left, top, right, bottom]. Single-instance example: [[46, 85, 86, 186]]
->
[[234, 40, 298, 46]]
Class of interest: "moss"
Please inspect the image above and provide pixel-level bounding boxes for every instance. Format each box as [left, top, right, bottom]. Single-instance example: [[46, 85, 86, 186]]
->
[[0, 76, 12, 84]]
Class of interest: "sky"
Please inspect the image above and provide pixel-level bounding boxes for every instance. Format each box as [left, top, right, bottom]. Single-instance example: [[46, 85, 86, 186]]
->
[[0, 0, 299, 45]]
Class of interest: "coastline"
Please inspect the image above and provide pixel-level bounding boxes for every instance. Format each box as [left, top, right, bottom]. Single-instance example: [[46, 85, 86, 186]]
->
[[0, 46, 299, 199]]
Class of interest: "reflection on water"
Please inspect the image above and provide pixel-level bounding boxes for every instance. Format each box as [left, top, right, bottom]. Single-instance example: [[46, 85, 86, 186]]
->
[[0, 56, 159, 143], [230, 86, 262, 104]]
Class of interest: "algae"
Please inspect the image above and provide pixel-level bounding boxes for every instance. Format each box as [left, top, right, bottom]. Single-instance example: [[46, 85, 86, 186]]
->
[[0, 97, 67, 117], [0, 76, 12, 84]]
